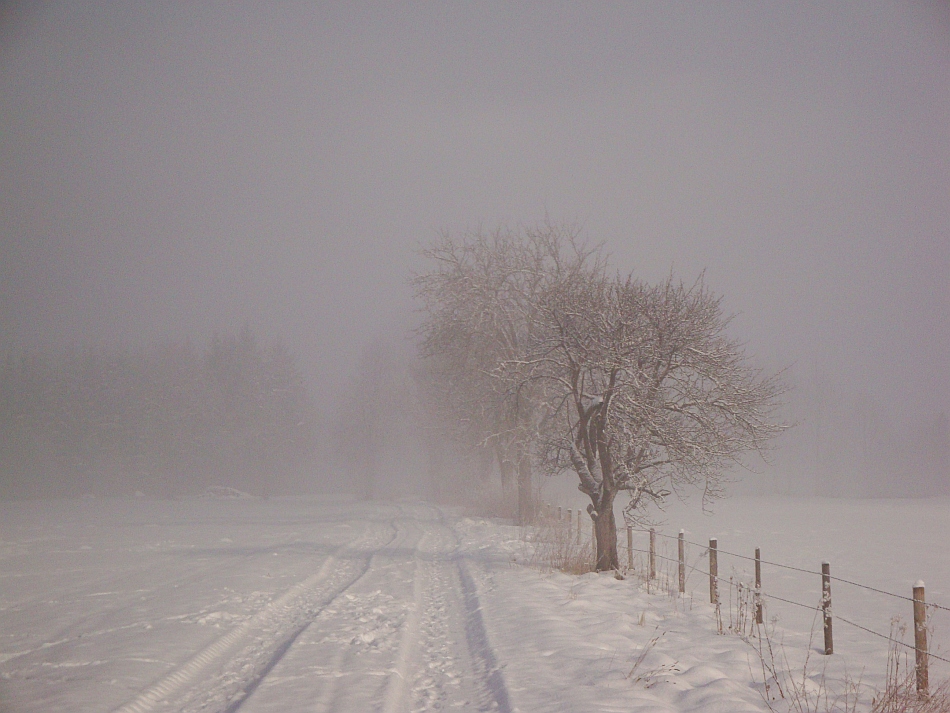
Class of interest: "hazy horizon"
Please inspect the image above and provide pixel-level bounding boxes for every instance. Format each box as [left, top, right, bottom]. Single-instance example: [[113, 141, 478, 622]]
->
[[2, 2, 948, 497]]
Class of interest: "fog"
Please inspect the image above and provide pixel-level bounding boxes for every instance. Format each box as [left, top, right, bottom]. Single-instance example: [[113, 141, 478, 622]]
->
[[1, 2, 948, 499]]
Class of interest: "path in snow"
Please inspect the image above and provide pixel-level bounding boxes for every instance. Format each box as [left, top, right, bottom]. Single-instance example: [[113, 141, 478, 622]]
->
[[0, 499, 391, 712], [239, 505, 510, 713], [6, 495, 943, 712], [112, 517, 389, 713], [0, 499, 512, 713]]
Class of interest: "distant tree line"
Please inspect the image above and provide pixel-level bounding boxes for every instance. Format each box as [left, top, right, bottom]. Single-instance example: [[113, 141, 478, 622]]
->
[[0, 327, 317, 499]]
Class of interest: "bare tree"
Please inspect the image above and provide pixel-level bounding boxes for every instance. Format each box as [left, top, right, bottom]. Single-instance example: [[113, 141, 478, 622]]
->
[[413, 225, 599, 523], [415, 226, 784, 559], [514, 271, 786, 570]]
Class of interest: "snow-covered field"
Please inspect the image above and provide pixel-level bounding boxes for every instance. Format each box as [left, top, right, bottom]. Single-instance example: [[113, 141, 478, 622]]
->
[[0, 494, 947, 712]]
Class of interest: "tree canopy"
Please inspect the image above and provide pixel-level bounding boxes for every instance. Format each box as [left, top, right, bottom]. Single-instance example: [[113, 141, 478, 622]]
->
[[415, 225, 785, 569]]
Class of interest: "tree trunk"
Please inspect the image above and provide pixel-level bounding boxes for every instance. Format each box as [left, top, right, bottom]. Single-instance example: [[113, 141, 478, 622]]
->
[[497, 448, 515, 493], [516, 457, 535, 525], [592, 489, 619, 571], [476, 445, 494, 483]]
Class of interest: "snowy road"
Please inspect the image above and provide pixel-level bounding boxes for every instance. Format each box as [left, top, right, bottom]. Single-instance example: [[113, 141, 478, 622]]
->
[[0, 499, 510, 713], [236, 506, 510, 713], [3, 495, 948, 712]]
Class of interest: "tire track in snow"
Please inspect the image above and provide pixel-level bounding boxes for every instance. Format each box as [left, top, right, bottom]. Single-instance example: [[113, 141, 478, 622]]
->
[[111, 517, 396, 713], [406, 519, 477, 712], [235, 508, 428, 713], [380, 533, 424, 713], [455, 544, 513, 713], [403, 507, 513, 713], [141, 504, 513, 713], [228, 513, 424, 713]]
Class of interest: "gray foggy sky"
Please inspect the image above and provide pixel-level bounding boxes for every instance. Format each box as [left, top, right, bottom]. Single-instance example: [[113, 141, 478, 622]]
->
[[1, 2, 948, 422]]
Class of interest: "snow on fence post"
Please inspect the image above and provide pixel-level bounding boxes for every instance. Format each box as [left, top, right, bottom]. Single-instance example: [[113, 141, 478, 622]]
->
[[678, 530, 685, 594], [822, 561, 833, 655], [649, 528, 656, 581], [914, 580, 929, 697], [626, 525, 633, 571], [754, 547, 763, 625], [709, 538, 718, 605]]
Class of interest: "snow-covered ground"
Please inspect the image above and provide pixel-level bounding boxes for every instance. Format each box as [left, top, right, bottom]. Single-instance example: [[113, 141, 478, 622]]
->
[[0, 494, 947, 712]]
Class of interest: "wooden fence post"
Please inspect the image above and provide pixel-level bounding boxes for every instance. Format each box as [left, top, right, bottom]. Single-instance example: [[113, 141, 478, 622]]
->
[[709, 538, 718, 604], [678, 530, 685, 594], [914, 581, 929, 698], [626, 525, 633, 571], [754, 547, 763, 625], [649, 528, 656, 581], [567, 509, 572, 539], [577, 509, 582, 545], [558, 506, 562, 521], [822, 561, 833, 655]]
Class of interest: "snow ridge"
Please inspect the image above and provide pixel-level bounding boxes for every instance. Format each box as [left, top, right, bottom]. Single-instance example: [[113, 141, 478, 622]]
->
[[380, 537, 423, 713]]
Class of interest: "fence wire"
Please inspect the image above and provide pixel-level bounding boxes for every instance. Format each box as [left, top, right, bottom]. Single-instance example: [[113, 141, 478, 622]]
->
[[543, 511, 950, 664], [631, 527, 950, 613], [613, 523, 950, 668]]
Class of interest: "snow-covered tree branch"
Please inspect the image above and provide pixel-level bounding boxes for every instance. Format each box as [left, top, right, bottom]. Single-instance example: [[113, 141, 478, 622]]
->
[[414, 225, 785, 562]]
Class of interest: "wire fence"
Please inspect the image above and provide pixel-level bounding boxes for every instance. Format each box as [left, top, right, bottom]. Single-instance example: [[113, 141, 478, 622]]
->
[[631, 530, 950, 664], [644, 528, 950, 613], [535, 503, 950, 690]]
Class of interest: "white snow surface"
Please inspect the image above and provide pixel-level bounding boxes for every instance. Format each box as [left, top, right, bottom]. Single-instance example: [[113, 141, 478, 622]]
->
[[0, 494, 947, 712]]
